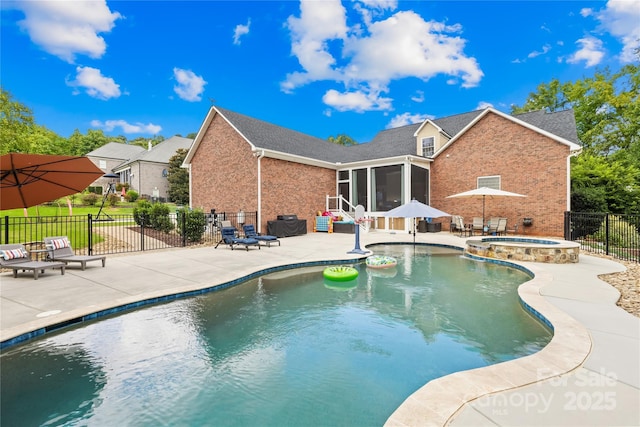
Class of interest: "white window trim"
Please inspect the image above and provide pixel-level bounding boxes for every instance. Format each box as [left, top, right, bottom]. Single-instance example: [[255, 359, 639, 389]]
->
[[421, 137, 434, 157]]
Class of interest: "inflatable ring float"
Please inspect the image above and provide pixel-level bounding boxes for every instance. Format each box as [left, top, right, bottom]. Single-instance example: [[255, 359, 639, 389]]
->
[[323, 266, 359, 282], [366, 255, 397, 269]]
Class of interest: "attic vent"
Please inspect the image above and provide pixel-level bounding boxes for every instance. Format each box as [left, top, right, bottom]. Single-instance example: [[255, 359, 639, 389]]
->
[[162, 169, 168, 177], [478, 175, 500, 190]]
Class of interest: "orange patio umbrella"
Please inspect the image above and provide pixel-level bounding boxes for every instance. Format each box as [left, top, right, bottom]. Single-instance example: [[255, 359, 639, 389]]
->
[[0, 153, 104, 210]]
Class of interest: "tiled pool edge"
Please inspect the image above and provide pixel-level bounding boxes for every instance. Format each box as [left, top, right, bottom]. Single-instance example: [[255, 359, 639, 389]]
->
[[0, 256, 368, 350], [383, 257, 592, 427]]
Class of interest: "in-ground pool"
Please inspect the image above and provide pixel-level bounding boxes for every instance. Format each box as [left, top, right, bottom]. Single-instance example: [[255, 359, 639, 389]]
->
[[0, 245, 552, 426]]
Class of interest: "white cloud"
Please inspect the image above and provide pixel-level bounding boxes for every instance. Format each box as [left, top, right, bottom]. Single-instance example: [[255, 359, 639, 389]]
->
[[173, 68, 207, 102], [233, 19, 251, 45], [67, 66, 121, 100], [282, 1, 483, 112], [567, 36, 605, 67], [91, 119, 162, 135], [476, 101, 494, 110], [580, 8, 594, 17], [527, 44, 551, 58], [386, 112, 432, 129], [322, 88, 392, 112], [411, 90, 425, 103], [595, 0, 640, 63], [12, 0, 121, 63]]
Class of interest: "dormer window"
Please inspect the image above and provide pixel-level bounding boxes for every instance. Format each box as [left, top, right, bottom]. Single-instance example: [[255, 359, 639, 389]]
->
[[421, 137, 434, 157]]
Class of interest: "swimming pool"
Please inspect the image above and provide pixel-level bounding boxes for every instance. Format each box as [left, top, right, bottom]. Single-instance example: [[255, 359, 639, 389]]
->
[[0, 245, 551, 426]]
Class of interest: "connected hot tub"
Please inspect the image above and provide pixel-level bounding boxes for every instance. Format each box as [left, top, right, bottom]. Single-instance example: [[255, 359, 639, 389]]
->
[[465, 237, 580, 263]]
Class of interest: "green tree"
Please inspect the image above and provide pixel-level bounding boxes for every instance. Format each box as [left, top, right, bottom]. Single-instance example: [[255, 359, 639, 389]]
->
[[512, 64, 639, 156], [571, 154, 639, 215], [167, 148, 189, 205], [0, 88, 35, 154], [328, 134, 357, 146]]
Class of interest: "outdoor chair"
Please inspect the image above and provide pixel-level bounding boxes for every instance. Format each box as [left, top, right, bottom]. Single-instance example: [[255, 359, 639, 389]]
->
[[242, 224, 280, 247], [455, 216, 472, 237], [472, 217, 484, 235], [215, 227, 260, 251], [0, 243, 65, 280], [43, 236, 107, 270], [486, 217, 501, 235], [496, 218, 508, 235]]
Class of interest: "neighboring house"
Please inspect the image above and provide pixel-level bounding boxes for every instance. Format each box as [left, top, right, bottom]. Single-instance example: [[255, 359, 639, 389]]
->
[[183, 106, 581, 237], [87, 136, 194, 201], [86, 142, 145, 192]]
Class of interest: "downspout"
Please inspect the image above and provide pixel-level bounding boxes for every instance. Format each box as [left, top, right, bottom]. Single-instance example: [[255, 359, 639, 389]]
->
[[187, 163, 192, 208], [567, 149, 582, 211], [256, 150, 265, 232]]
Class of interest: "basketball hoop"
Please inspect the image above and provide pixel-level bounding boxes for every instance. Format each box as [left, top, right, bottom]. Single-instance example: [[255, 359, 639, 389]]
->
[[348, 205, 370, 255]]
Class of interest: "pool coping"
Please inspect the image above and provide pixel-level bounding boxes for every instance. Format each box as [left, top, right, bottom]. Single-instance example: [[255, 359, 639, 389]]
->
[[383, 257, 591, 426]]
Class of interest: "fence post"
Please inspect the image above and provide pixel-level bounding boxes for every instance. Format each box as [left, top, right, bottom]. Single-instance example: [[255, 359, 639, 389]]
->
[[141, 216, 145, 251], [181, 211, 187, 247], [3, 216, 8, 244], [564, 211, 570, 240], [605, 213, 610, 256], [88, 214, 93, 255]]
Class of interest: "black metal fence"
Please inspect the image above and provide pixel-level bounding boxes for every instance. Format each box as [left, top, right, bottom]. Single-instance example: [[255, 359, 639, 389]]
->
[[565, 211, 639, 263], [1, 211, 257, 256]]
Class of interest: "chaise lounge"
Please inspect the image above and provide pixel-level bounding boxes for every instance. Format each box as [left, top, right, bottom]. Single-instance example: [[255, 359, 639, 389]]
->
[[0, 244, 65, 279], [242, 224, 280, 247], [43, 236, 106, 270], [215, 227, 261, 251]]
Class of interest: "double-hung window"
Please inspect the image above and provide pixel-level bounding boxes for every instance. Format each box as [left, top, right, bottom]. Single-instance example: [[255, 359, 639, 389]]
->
[[421, 137, 434, 157]]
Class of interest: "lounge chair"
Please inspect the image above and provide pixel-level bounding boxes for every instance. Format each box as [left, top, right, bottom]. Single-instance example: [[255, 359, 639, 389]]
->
[[43, 236, 106, 270], [0, 244, 65, 279], [215, 227, 261, 251], [242, 224, 280, 247]]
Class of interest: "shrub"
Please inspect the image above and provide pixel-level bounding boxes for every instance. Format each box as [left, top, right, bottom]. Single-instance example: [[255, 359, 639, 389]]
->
[[125, 190, 139, 202], [82, 192, 100, 206], [107, 193, 120, 207], [176, 208, 206, 242], [133, 200, 174, 233], [592, 216, 640, 248]]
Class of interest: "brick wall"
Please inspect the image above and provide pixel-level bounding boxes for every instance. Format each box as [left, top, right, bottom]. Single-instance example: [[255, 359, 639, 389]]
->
[[431, 112, 571, 237], [190, 114, 334, 232]]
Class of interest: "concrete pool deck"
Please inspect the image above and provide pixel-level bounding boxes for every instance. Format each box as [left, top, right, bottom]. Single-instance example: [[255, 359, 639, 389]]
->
[[1, 231, 638, 426]]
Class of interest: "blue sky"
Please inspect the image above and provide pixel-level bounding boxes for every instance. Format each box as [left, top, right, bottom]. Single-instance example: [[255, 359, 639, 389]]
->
[[1, 0, 638, 143]]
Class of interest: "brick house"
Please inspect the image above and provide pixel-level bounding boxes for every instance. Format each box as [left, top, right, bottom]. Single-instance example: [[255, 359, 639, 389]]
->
[[184, 106, 581, 236], [88, 136, 193, 201]]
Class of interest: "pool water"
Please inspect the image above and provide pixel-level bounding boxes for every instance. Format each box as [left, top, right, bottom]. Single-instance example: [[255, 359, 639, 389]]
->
[[0, 245, 551, 426]]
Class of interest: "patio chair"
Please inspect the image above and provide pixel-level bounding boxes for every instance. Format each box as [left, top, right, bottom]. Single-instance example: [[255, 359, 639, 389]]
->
[[472, 217, 484, 235], [486, 217, 501, 235], [455, 216, 472, 237], [215, 227, 260, 251], [496, 218, 508, 235], [43, 236, 106, 270], [0, 243, 65, 280], [242, 224, 280, 247]]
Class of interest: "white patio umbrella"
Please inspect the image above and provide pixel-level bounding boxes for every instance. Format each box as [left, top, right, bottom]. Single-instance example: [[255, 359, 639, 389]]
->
[[446, 187, 526, 225], [383, 199, 451, 244]]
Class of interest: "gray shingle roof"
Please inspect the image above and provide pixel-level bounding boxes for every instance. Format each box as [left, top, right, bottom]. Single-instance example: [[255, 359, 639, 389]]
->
[[217, 107, 346, 163], [216, 107, 580, 164], [116, 136, 193, 169], [86, 142, 145, 160]]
